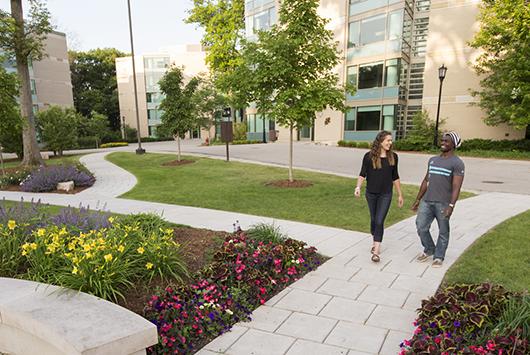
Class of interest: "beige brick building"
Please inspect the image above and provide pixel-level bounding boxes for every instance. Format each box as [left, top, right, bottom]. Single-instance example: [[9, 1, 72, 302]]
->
[[116, 45, 208, 138], [244, 0, 525, 143]]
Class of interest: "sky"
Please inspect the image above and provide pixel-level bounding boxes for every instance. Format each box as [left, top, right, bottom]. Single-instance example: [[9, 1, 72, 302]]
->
[[0, 0, 205, 54]]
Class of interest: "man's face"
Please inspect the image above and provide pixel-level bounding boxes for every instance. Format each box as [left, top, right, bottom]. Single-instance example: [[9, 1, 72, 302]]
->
[[440, 135, 454, 152]]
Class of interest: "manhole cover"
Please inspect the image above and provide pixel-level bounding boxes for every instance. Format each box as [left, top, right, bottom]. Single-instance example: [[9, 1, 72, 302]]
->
[[482, 181, 504, 184]]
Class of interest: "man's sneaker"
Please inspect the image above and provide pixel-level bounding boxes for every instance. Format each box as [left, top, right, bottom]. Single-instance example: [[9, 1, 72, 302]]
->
[[432, 259, 443, 268], [416, 253, 431, 262]]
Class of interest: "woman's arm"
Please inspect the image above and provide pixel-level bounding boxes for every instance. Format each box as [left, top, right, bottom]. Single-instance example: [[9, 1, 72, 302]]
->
[[393, 179, 404, 207]]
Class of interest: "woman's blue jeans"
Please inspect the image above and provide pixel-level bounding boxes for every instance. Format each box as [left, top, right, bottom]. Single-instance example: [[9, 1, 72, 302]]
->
[[365, 192, 392, 242], [415, 200, 451, 260]]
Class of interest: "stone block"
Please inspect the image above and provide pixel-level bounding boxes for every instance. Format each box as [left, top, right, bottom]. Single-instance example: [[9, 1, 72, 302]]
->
[[274, 289, 331, 314], [275, 312, 337, 342], [325, 321, 387, 354], [57, 181, 75, 192], [318, 297, 375, 323]]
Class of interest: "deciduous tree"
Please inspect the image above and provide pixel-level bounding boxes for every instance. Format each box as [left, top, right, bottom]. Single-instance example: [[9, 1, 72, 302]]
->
[[36, 105, 78, 156], [0, 0, 53, 166], [470, 0, 530, 130], [0, 64, 23, 159]]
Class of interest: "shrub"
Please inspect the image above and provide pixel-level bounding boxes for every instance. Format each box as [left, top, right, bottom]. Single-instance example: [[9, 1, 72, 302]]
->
[[394, 110, 444, 151], [337, 140, 357, 148], [356, 141, 370, 148], [146, 231, 323, 354], [20, 164, 95, 192], [100, 142, 129, 148], [0, 219, 30, 277], [0, 199, 48, 231], [246, 223, 287, 244], [399, 283, 529, 354], [493, 295, 530, 340], [37, 106, 79, 156], [233, 122, 248, 141], [459, 138, 530, 152], [78, 136, 99, 149], [49, 206, 112, 233]]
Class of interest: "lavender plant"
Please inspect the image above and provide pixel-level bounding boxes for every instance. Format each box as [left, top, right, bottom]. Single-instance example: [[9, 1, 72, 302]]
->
[[20, 164, 95, 192], [50, 205, 112, 232]]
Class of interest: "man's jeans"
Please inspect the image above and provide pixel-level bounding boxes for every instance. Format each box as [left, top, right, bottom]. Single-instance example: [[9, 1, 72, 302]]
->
[[415, 200, 451, 260]]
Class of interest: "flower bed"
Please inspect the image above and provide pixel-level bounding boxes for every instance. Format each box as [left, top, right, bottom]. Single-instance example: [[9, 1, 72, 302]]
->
[[0, 163, 95, 193], [0, 201, 326, 354], [145, 231, 323, 354], [399, 283, 529, 355]]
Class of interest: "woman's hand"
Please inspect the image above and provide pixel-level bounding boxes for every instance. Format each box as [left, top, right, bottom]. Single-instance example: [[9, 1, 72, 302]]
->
[[354, 186, 361, 198], [398, 195, 404, 208]]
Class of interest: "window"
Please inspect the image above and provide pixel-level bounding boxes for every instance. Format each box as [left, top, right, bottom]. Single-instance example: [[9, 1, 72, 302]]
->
[[387, 10, 403, 40], [246, 7, 276, 37], [357, 106, 381, 131], [30, 79, 37, 95], [348, 21, 360, 48], [360, 14, 386, 45], [345, 108, 356, 131], [385, 59, 400, 86], [358, 62, 383, 89], [144, 57, 169, 70], [382, 105, 395, 131], [347, 66, 358, 86]]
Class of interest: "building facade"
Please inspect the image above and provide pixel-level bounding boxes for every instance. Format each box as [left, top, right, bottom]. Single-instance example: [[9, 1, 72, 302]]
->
[[116, 45, 208, 138], [244, 0, 524, 143], [2, 31, 74, 113]]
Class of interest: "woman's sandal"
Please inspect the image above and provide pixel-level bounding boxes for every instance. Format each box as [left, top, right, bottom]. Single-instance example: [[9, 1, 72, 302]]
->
[[371, 253, 380, 262]]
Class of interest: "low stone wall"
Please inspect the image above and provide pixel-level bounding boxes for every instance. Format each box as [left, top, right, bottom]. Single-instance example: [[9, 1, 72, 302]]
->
[[0, 278, 158, 355]]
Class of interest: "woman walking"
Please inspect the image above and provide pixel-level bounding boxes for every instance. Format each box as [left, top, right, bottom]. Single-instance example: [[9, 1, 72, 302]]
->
[[354, 131, 403, 262]]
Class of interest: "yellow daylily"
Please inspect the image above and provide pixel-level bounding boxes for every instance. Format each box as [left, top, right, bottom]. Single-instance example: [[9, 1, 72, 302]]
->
[[104, 253, 113, 262], [37, 228, 46, 237], [137, 247, 145, 254], [145, 262, 154, 270], [72, 266, 78, 275], [7, 220, 16, 230], [117, 245, 125, 253]]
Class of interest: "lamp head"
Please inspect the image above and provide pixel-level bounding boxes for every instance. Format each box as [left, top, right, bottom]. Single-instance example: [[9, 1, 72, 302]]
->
[[438, 64, 447, 80]]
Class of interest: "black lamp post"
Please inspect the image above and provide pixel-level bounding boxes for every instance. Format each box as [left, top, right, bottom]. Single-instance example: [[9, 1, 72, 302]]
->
[[433, 64, 447, 147], [127, 0, 145, 154]]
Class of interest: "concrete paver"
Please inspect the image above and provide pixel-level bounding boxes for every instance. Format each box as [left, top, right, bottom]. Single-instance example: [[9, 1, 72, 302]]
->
[[2, 150, 529, 355], [275, 312, 338, 342]]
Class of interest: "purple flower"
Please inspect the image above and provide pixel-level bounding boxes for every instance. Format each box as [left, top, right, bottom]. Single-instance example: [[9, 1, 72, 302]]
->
[[454, 320, 461, 327], [430, 322, 437, 328]]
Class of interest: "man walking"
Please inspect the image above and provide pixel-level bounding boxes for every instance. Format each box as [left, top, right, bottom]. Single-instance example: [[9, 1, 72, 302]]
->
[[411, 132, 465, 267]]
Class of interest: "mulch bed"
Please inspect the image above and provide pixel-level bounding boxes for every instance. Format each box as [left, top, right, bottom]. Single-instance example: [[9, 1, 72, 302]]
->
[[161, 159, 195, 167], [119, 226, 230, 315], [265, 179, 314, 188], [0, 184, 89, 194]]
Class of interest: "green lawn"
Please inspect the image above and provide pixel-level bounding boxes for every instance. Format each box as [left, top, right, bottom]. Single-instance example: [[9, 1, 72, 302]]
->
[[107, 152, 473, 232], [2, 154, 83, 169], [444, 209, 530, 292]]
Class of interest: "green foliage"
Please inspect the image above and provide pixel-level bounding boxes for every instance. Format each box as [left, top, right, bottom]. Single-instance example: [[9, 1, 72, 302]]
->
[[0, 167, 31, 188], [77, 111, 114, 147], [186, 0, 245, 100], [158, 66, 200, 137], [493, 295, 530, 340], [356, 142, 370, 149], [393, 110, 443, 151], [233, 122, 247, 141], [123, 124, 137, 141], [69, 48, 127, 130], [36, 106, 79, 156], [0, 0, 53, 63], [116, 213, 170, 236], [337, 140, 358, 148], [246, 223, 287, 244], [0, 65, 23, 157], [194, 74, 228, 135], [459, 138, 530, 152], [469, 0, 530, 129]]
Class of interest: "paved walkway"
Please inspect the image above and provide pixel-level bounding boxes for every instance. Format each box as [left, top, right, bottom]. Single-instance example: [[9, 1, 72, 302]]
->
[[1, 152, 529, 355]]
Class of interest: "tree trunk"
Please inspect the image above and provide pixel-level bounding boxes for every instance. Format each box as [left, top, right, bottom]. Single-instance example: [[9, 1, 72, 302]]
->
[[0, 146, 5, 177], [289, 124, 294, 182], [11, 0, 43, 167], [177, 134, 181, 162]]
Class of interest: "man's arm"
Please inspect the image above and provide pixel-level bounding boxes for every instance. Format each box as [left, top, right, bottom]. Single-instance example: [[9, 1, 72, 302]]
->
[[444, 175, 464, 217], [411, 172, 429, 211]]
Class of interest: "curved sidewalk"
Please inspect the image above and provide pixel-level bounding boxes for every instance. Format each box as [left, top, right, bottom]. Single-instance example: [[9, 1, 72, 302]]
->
[[1, 152, 529, 355]]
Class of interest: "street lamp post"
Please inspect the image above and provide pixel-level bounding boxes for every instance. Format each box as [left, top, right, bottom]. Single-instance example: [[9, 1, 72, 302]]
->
[[126, 0, 145, 154], [434, 64, 447, 148]]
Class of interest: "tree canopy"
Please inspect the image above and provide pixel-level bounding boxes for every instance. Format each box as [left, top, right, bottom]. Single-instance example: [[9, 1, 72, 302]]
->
[[0, 64, 23, 157], [36, 105, 79, 156], [69, 48, 127, 131], [470, 0, 530, 129]]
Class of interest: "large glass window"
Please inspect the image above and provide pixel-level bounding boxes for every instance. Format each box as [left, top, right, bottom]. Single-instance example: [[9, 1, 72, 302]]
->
[[387, 10, 403, 40], [360, 14, 386, 45], [385, 59, 400, 86], [383, 105, 395, 131], [358, 62, 383, 89], [345, 108, 356, 131], [348, 21, 360, 48], [144, 57, 169, 70], [30, 79, 37, 95], [357, 106, 381, 131]]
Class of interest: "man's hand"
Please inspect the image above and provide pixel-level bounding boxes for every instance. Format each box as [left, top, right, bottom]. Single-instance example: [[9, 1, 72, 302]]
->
[[411, 200, 420, 212], [443, 206, 453, 218]]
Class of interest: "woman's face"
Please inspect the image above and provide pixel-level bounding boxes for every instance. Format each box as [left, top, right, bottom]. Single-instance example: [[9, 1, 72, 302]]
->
[[381, 135, 393, 151]]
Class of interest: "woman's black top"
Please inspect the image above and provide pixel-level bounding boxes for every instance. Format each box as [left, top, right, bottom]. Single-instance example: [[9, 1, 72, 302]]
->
[[359, 152, 400, 194]]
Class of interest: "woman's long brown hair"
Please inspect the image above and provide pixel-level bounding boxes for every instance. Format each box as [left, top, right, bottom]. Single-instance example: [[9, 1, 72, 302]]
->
[[369, 130, 395, 169]]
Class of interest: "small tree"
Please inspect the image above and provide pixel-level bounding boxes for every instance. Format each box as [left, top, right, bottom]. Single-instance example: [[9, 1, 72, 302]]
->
[[78, 111, 113, 148], [236, 0, 352, 182], [0, 0, 53, 166], [470, 0, 530, 129], [36, 106, 78, 156], [0, 63, 23, 159], [194, 74, 227, 142], [158, 66, 200, 161], [396, 110, 445, 151]]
